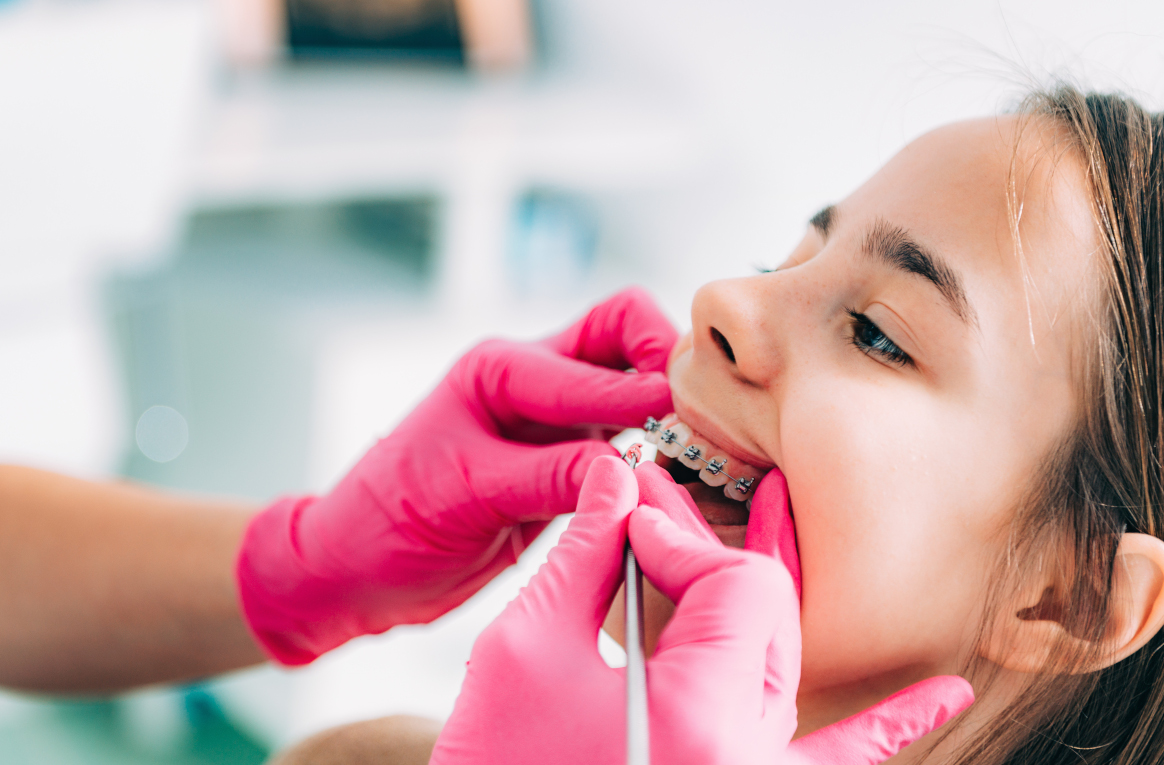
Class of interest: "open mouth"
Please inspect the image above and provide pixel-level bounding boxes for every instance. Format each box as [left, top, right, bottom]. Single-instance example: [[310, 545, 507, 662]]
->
[[645, 413, 772, 549], [645, 413, 769, 502]]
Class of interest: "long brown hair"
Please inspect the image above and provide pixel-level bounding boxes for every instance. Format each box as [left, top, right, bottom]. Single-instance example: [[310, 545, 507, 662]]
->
[[944, 86, 1164, 765]]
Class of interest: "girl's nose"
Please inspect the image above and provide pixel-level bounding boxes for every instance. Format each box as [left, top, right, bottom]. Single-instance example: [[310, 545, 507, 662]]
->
[[690, 276, 782, 388]]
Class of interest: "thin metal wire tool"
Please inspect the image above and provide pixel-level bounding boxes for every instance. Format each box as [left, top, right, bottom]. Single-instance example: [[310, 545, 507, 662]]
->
[[622, 444, 650, 765]]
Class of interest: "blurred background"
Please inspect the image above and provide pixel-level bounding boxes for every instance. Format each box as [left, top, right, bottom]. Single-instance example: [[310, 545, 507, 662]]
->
[[0, 0, 1162, 762]]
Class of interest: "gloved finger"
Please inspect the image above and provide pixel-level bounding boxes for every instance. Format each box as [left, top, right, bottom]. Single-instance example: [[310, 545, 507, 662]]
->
[[633, 462, 720, 544], [471, 438, 619, 524], [426, 520, 555, 621], [508, 456, 638, 645], [468, 521, 554, 585], [542, 287, 679, 373], [744, 467, 802, 599], [787, 676, 975, 765], [629, 504, 791, 609], [630, 504, 801, 696], [517, 519, 552, 551], [467, 341, 672, 430], [630, 505, 797, 740]]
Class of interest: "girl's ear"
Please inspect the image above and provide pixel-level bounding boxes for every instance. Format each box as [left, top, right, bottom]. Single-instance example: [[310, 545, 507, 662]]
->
[[1100, 533, 1164, 666], [983, 533, 1164, 674]]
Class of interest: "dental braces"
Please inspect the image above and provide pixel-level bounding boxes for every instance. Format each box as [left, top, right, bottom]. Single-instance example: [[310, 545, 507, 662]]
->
[[643, 417, 754, 496]]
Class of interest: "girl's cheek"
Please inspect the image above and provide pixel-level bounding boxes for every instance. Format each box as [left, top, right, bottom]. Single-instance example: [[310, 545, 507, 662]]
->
[[667, 332, 694, 376]]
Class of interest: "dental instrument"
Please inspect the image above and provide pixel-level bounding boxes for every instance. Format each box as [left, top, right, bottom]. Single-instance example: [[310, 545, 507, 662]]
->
[[622, 445, 650, 765], [643, 417, 754, 497]]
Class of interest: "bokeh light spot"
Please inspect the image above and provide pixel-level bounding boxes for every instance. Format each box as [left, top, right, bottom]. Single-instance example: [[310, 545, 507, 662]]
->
[[135, 405, 189, 463]]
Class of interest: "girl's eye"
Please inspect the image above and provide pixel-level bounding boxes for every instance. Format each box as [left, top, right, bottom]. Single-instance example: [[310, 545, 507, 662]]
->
[[847, 310, 912, 368]]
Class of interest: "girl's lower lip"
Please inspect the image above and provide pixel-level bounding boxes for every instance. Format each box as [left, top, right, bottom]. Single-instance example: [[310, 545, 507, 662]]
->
[[707, 523, 748, 549]]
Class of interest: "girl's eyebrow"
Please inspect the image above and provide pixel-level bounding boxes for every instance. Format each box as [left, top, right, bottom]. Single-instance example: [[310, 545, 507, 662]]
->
[[809, 204, 978, 328], [861, 218, 978, 328]]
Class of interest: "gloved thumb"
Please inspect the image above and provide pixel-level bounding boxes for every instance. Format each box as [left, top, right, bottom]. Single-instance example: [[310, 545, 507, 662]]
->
[[505, 456, 638, 648], [787, 675, 975, 765], [542, 286, 678, 374], [744, 467, 801, 598]]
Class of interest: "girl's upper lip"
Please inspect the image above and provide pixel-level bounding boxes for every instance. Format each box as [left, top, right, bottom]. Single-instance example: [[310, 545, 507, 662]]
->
[[670, 398, 776, 470]]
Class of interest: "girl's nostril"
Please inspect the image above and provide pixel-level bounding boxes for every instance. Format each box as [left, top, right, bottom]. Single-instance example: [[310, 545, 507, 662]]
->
[[710, 327, 736, 363]]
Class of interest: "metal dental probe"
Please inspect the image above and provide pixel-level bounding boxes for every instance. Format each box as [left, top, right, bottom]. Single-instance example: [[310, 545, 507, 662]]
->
[[622, 444, 650, 765]]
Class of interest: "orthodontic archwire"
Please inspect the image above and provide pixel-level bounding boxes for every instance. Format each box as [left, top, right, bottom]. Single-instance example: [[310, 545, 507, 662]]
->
[[642, 417, 755, 497]]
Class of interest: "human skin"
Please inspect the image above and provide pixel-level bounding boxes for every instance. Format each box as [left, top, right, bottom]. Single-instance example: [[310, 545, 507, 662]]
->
[[0, 465, 264, 692], [650, 115, 1099, 760], [269, 715, 441, 765]]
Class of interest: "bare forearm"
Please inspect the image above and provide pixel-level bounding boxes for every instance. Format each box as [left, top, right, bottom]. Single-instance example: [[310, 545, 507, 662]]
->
[[0, 465, 266, 693]]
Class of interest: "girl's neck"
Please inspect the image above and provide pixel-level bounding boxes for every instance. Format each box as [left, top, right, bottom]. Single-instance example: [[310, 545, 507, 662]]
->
[[795, 663, 1009, 763]]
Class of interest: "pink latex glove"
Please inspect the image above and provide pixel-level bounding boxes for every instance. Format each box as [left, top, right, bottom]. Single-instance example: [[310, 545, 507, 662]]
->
[[430, 457, 974, 765], [236, 288, 677, 665]]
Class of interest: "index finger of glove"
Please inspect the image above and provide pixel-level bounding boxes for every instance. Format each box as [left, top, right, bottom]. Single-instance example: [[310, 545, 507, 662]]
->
[[787, 676, 975, 765], [630, 506, 796, 671], [630, 505, 799, 734], [543, 287, 678, 373], [474, 438, 620, 525], [629, 504, 794, 612], [633, 462, 720, 544], [480, 343, 672, 430], [514, 456, 639, 645]]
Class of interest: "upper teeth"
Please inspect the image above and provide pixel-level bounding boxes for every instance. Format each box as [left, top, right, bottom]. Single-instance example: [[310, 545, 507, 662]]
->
[[641, 415, 766, 502]]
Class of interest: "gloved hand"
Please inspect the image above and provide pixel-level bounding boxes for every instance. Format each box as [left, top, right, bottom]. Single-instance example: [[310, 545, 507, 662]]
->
[[430, 457, 974, 765], [236, 288, 678, 665]]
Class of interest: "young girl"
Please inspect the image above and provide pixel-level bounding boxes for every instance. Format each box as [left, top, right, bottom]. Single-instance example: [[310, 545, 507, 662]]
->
[[276, 83, 1164, 765]]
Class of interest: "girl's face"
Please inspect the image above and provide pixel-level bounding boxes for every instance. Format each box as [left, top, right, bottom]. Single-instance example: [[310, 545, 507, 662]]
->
[[665, 116, 1099, 729]]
